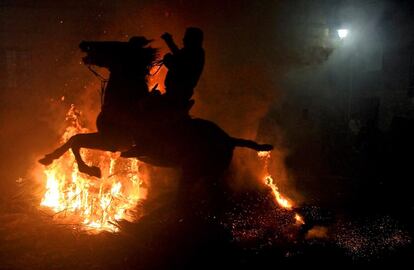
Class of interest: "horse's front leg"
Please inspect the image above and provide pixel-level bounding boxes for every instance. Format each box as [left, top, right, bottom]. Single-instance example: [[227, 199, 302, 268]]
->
[[70, 132, 117, 178], [40, 132, 117, 178], [38, 136, 77, 165]]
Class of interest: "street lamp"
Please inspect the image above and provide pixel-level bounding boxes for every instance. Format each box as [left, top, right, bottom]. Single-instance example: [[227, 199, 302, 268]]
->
[[336, 27, 353, 120], [337, 28, 349, 40], [333, 27, 353, 119]]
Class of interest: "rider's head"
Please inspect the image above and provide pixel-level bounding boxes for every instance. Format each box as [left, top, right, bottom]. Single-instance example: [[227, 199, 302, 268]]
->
[[183, 27, 203, 49]]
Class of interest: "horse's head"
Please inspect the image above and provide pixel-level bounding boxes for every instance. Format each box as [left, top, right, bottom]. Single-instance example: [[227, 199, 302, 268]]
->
[[79, 36, 157, 75]]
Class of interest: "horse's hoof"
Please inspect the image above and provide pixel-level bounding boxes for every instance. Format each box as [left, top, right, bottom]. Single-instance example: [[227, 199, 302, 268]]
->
[[79, 165, 102, 178], [88, 166, 102, 178], [38, 155, 54, 166]]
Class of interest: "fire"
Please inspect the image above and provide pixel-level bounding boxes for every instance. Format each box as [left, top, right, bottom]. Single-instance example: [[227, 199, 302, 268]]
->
[[40, 105, 147, 233], [263, 174, 293, 209], [39, 104, 301, 232], [295, 213, 305, 225], [258, 151, 304, 224], [258, 151, 293, 209]]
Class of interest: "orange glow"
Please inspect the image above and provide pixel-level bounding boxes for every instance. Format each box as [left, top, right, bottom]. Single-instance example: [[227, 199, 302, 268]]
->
[[40, 105, 147, 233], [148, 64, 166, 94]]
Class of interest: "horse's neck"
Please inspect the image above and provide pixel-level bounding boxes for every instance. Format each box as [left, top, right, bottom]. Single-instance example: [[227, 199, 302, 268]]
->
[[108, 70, 146, 87], [104, 71, 148, 103]]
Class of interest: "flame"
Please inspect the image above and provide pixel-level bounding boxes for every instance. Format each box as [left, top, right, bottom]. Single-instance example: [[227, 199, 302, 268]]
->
[[258, 151, 293, 209], [263, 174, 293, 209], [40, 105, 147, 233], [40, 105, 303, 232], [258, 151, 304, 225], [295, 213, 305, 225]]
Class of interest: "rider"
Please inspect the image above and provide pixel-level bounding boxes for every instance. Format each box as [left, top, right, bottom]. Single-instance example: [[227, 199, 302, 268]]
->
[[121, 28, 205, 159], [161, 27, 205, 108]]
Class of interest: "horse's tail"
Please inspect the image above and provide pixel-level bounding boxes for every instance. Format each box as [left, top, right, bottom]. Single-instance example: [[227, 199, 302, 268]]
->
[[231, 137, 273, 152]]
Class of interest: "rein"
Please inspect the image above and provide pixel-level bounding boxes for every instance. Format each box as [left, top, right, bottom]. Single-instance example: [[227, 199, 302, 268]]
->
[[87, 65, 108, 106], [87, 58, 163, 106], [149, 60, 164, 76]]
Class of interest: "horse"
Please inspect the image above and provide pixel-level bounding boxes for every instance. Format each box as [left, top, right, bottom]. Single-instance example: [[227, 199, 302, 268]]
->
[[39, 36, 273, 195], [39, 37, 157, 177]]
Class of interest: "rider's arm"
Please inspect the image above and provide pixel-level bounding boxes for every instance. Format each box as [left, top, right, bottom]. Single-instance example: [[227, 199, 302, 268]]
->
[[163, 53, 175, 69], [161, 33, 180, 55]]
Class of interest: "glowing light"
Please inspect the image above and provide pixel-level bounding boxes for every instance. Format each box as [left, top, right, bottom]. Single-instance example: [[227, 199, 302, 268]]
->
[[337, 29, 349, 40]]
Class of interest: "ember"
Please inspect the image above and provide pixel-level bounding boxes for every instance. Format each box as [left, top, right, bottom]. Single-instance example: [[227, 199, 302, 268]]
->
[[40, 105, 147, 233]]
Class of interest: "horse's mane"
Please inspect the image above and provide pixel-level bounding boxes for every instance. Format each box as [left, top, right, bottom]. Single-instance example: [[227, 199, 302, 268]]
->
[[120, 45, 159, 80], [142, 46, 159, 76]]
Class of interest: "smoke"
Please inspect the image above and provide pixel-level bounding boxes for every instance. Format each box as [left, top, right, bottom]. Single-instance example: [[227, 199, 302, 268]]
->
[[273, 0, 391, 203]]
